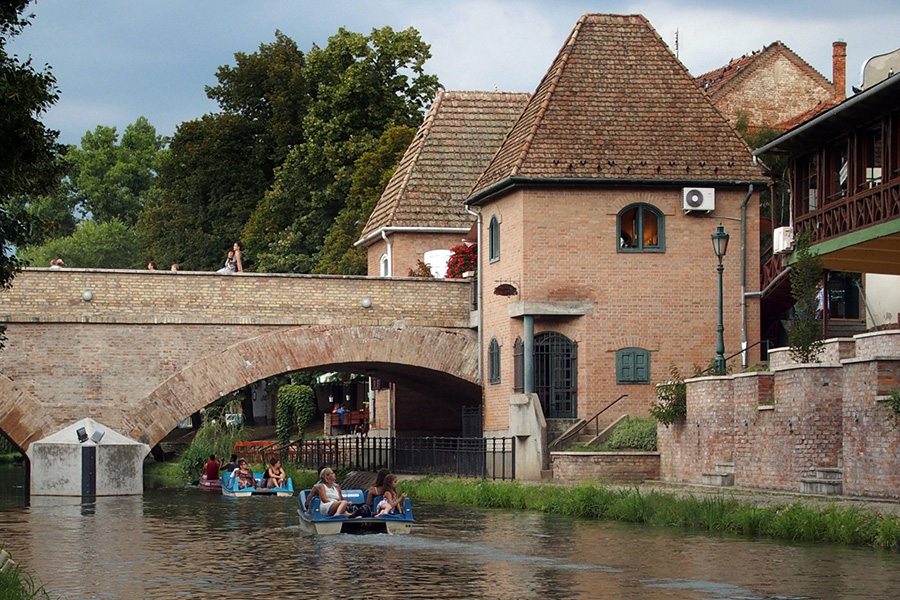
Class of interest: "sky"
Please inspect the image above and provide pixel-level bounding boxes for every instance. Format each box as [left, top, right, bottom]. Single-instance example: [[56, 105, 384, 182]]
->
[[9, 0, 900, 146]]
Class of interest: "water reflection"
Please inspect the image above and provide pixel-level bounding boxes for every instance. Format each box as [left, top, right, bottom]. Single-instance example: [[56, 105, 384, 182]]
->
[[1, 464, 899, 599]]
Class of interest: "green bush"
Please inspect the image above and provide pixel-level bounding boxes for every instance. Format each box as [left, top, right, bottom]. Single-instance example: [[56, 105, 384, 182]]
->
[[606, 417, 657, 451], [0, 545, 54, 600], [649, 364, 687, 426]]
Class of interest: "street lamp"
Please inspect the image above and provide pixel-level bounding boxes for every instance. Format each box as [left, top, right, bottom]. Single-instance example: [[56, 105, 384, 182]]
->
[[711, 223, 730, 375]]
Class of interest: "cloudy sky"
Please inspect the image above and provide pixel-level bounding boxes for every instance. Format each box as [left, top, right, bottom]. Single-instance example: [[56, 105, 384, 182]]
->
[[10, 0, 900, 146]]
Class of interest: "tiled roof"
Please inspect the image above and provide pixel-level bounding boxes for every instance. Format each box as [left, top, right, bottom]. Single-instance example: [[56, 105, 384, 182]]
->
[[358, 90, 530, 244], [775, 99, 839, 131], [469, 14, 764, 199], [696, 41, 833, 98]]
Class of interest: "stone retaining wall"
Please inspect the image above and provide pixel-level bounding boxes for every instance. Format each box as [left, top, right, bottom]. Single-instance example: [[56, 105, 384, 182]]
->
[[551, 451, 660, 483]]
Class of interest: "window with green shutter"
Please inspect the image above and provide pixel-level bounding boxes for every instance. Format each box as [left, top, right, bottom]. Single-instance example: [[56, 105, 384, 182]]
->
[[488, 215, 500, 262], [616, 347, 650, 384], [488, 337, 501, 384]]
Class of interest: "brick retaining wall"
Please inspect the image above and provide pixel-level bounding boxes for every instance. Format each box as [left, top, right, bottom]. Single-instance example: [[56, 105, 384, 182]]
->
[[552, 451, 660, 483]]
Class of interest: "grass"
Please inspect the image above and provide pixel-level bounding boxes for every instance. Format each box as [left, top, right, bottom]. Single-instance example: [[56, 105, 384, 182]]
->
[[400, 477, 900, 551], [0, 546, 55, 600]]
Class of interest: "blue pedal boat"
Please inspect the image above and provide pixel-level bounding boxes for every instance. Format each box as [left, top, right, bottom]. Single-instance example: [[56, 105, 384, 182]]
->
[[221, 471, 294, 498], [297, 488, 414, 535]]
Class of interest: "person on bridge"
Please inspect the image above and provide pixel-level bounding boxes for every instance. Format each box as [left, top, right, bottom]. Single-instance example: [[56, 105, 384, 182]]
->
[[217, 250, 236, 274], [204, 454, 222, 481], [232, 241, 244, 273], [316, 467, 351, 516]]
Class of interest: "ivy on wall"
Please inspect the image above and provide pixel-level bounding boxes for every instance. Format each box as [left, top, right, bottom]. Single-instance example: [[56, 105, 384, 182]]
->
[[276, 384, 316, 451]]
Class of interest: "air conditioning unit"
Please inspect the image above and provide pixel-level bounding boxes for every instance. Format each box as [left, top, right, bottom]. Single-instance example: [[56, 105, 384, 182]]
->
[[773, 226, 795, 254], [682, 187, 715, 212]]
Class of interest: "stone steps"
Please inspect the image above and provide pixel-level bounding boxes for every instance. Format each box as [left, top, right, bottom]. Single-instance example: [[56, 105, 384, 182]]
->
[[800, 467, 843, 495], [701, 462, 734, 487]]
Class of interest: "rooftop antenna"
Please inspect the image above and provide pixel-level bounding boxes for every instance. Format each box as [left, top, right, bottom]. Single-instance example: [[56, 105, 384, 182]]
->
[[675, 28, 679, 59]]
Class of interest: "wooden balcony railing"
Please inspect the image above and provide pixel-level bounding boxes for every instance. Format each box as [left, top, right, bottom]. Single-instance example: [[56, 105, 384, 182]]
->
[[795, 179, 900, 243]]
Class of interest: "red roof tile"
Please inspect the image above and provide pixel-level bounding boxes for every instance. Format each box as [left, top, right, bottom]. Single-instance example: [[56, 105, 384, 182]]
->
[[359, 90, 529, 244], [470, 14, 764, 198]]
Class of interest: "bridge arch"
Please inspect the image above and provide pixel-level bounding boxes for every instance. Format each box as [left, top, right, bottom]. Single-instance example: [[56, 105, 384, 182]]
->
[[126, 325, 479, 447]]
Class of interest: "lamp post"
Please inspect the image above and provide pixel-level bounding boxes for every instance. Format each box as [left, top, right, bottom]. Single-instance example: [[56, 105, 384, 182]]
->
[[711, 223, 730, 375]]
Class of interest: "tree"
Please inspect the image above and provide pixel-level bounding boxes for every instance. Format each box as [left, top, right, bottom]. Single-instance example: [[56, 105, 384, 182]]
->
[[788, 230, 825, 363], [66, 117, 166, 226], [1, 1, 66, 348], [137, 113, 270, 270], [20, 218, 144, 269], [311, 124, 415, 274], [247, 26, 439, 272]]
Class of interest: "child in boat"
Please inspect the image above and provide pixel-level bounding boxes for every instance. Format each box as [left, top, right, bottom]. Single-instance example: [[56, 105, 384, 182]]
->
[[374, 474, 407, 517]]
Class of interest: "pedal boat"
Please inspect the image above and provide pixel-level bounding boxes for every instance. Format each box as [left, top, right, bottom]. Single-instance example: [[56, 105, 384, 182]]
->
[[297, 488, 413, 535], [221, 471, 294, 498]]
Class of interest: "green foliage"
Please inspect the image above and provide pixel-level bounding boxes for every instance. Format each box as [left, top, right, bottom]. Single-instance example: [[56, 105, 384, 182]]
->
[[311, 125, 415, 274], [401, 477, 900, 550], [276, 384, 316, 450], [446, 243, 477, 278], [649, 364, 687, 426], [606, 417, 658, 451], [788, 230, 824, 363], [0, 544, 54, 600], [1, 0, 66, 311], [178, 397, 248, 478], [20, 218, 144, 268]]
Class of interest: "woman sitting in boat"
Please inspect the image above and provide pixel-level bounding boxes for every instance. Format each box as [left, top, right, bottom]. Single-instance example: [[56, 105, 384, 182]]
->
[[366, 468, 390, 506], [374, 474, 407, 518], [316, 467, 351, 516], [234, 458, 256, 489], [265, 458, 287, 489]]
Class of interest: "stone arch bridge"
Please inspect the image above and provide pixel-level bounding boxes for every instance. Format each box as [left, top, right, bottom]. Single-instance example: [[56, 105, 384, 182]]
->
[[0, 269, 478, 453]]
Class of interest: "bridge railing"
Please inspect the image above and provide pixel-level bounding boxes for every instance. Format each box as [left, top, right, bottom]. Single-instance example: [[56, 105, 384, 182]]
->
[[279, 436, 515, 480]]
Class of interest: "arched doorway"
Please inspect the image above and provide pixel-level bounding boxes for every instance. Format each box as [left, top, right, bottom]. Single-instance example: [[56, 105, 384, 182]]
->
[[534, 332, 577, 418]]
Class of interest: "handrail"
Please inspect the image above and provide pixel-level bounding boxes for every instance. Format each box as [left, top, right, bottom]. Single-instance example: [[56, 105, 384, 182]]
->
[[551, 394, 628, 449], [696, 339, 771, 376]]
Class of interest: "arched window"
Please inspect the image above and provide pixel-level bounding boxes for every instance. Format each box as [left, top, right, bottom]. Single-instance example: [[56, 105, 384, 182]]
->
[[616, 347, 650, 384], [617, 204, 664, 252], [513, 337, 524, 392], [380, 254, 390, 277], [488, 337, 501, 384], [488, 215, 500, 262], [534, 332, 577, 418]]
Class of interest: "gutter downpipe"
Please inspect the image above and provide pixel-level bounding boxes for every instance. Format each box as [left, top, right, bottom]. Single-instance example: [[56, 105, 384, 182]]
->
[[740, 183, 754, 369], [380, 230, 392, 277], [380, 229, 393, 437], [465, 205, 483, 384]]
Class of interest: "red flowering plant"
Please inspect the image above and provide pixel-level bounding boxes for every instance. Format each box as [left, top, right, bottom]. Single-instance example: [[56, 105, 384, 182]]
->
[[407, 260, 434, 277], [445, 243, 477, 279]]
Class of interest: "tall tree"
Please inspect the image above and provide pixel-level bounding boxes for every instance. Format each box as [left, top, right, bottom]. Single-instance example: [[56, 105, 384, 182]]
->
[[312, 124, 415, 274], [248, 26, 439, 272], [137, 113, 269, 270], [21, 218, 143, 269], [66, 116, 166, 226], [1, 0, 65, 348]]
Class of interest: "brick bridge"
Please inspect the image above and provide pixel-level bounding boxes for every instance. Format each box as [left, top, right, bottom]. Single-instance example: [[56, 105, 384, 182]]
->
[[0, 269, 478, 452]]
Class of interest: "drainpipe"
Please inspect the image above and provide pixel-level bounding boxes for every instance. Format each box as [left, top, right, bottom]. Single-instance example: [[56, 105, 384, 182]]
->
[[465, 205, 483, 383], [380, 230, 392, 277], [524, 316, 534, 394], [740, 183, 754, 369]]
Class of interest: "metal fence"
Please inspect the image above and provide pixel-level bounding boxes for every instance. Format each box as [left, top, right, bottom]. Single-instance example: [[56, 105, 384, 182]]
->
[[285, 436, 515, 480]]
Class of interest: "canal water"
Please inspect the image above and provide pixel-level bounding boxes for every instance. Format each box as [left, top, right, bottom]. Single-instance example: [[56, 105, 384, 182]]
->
[[1, 464, 899, 599]]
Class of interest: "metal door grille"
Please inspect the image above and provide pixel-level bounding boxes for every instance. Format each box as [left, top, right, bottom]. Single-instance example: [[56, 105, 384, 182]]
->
[[534, 332, 577, 418]]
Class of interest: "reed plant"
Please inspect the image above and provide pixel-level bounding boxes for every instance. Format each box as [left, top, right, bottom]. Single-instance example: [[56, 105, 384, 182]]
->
[[400, 477, 900, 550], [0, 546, 54, 600]]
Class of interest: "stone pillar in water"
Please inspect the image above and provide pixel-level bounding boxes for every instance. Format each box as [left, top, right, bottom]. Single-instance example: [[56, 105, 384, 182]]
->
[[26, 417, 150, 496]]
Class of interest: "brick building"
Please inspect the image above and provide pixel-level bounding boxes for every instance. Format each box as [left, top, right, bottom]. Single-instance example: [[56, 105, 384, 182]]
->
[[696, 40, 845, 131], [360, 14, 766, 460]]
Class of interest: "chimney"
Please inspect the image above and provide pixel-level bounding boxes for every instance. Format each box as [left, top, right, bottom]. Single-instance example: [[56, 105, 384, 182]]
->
[[832, 41, 847, 102]]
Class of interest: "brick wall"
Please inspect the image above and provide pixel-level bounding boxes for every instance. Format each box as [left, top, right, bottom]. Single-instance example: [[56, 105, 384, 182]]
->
[[661, 331, 900, 499], [551, 451, 660, 483], [712, 54, 833, 128], [365, 232, 468, 278]]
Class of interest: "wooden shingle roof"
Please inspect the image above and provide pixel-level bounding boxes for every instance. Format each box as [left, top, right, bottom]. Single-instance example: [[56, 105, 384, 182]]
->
[[358, 90, 530, 245], [469, 14, 763, 200]]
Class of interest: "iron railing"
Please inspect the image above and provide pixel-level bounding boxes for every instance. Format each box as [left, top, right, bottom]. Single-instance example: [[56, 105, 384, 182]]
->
[[269, 435, 515, 480]]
